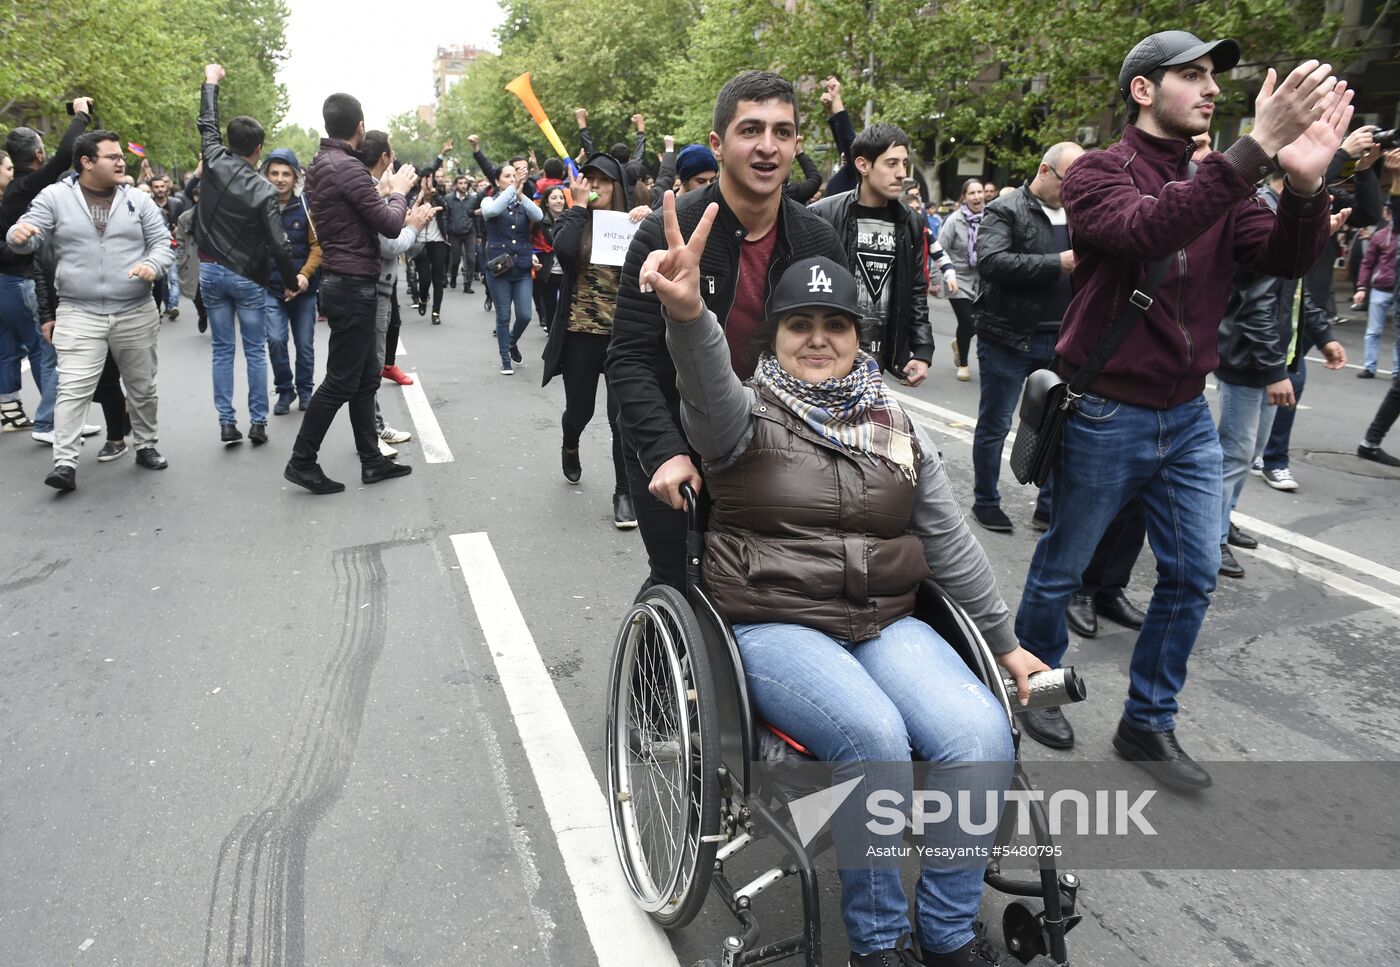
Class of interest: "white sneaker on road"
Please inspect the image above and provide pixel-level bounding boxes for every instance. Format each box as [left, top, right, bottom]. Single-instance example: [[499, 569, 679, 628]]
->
[[80, 423, 101, 437], [378, 438, 398, 458], [380, 426, 411, 444], [1262, 467, 1299, 491], [31, 426, 102, 445]]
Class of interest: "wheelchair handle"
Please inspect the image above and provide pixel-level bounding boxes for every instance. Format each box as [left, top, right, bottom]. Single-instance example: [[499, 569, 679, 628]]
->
[[680, 482, 703, 587], [1003, 666, 1086, 712]]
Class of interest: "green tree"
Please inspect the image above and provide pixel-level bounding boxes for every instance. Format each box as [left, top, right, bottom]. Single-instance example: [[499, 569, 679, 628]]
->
[[387, 110, 440, 169], [266, 123, 322, 165]]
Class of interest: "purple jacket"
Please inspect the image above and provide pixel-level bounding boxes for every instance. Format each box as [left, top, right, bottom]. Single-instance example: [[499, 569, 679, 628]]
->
[[304, 139, 408, 277], [1358, 223, 1396, 292], [1057, 126, 1330, 408]]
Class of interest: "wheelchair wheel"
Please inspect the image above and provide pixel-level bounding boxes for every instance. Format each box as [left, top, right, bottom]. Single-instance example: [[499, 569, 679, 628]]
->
[[606, 583, 721, 929]]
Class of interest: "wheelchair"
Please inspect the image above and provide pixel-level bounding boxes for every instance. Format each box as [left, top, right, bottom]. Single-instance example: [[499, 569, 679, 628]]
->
[[605, 486, 1085, 967]]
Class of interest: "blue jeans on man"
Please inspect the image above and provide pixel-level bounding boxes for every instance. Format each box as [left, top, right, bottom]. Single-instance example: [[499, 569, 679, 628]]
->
[[165, 261, 180, 312], [265, 290, 317, 404], [0, 274, 49, 410], [973, 332, 1057, 518], [200, 262, 269, 426], [733, 615, 1013, 956], [1216, 381, 1277, 544], [1363, 287, 1396, 375], [1016, 394, 1222, 732]]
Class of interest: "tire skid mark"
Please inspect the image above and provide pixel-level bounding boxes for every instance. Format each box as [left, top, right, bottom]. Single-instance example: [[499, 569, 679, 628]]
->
[[203, 540, 403, 967], [0, 557, 69, 595]]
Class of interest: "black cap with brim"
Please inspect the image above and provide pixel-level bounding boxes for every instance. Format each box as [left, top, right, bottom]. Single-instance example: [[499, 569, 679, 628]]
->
[[770, 256, 862, 320], [1118, 31, 1241, 101]]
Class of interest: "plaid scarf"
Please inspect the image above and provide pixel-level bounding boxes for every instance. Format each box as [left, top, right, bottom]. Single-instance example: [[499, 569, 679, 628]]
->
[[961, 204, 984, 269], [754, 351, 918, 483]]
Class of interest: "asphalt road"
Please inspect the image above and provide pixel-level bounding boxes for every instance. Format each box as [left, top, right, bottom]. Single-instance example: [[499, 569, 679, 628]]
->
[[1, 281, 1397, 967]]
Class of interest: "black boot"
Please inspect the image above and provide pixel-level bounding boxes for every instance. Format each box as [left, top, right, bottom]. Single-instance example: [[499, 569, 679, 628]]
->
[[1112, 719, 1212, 791], [1065, 592, 1097, 637]]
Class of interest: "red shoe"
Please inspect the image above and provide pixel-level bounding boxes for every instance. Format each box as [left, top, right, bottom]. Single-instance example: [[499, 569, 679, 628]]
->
[[381, 365, 414, 385]]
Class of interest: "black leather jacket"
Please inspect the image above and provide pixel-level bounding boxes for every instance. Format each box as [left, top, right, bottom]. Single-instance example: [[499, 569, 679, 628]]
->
[[972, 183, 1066, 351], [1217, 185, 1334, 387], [809, 189, 933, 372], [194, 84, 295, 286]]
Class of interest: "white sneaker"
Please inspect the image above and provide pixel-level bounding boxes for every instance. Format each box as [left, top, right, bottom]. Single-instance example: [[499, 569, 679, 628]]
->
[[378, 438, 398, 458], [31, 429, 55, 445], [379, 426, 411, 444], [1262, 467, 1299, 492], [1249, 457, 1264, 477], [499, 365, 514, 376], [80, 424, 101, 437]]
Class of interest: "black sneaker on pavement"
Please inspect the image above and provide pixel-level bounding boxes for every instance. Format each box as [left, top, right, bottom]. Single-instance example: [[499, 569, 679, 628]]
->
[[362, 459, 413, 484], [45, 465, 77, 492], [432, 311, 442, 325], [1019, 706, 1074, 749], [273, 392, 295, 416], [221, 423, 243, 446], [1112, 718, 1212, 791], [284, 462, 345, 495], [850, 932, 922, 967], [614, 492, 638, 529], [1219, 544, 1245, 578], [1358, 369, 1376, 379], [1261, 466, 1298, 491], [97, 440, 128, 462], [510, 342, 523, 363], [971, 505, 1014, 533], [562, 446, 582, 483], [248, 422, 268, 446], [1358, 443, 1400, 467], [135, 447, 168, 470], [921, 936, 1020, 966]]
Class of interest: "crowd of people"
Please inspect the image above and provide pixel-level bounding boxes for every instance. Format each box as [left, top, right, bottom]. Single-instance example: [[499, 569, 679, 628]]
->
[[0, 28, 1397, 966]]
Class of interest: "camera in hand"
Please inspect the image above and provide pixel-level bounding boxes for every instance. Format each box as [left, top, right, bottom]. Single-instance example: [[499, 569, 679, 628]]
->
[[65, 99, 93, 116], [1374, 128, 1400, 150]]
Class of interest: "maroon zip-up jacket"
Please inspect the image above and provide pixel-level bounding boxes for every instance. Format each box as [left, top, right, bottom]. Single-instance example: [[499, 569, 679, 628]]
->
[[304, 138, 408, 277], [1057, 126, 1331, 408]]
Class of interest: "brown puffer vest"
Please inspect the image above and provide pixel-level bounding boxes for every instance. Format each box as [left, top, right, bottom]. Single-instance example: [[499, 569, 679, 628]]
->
[[702, 385, 931, 642]]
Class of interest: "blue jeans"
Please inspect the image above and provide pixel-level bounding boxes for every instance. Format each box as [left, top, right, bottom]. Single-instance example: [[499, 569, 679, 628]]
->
[[201, 262, 269, 424], [486, 269, 532, 366], [734, 616, 1013, 955], [973, 332, 1057, 517], [1364, 288, 1396, 374], [1015, 394, 1222, 731], [165, 261, 180, 311], [1216, 382, 1277, 543], [34, 339, 58, 431], [0, 273, 48, 403], [265, 291, 317, 401]]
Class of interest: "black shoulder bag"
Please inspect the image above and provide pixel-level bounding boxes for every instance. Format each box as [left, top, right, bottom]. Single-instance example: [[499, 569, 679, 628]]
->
[[1008, 251, 1175, 486]]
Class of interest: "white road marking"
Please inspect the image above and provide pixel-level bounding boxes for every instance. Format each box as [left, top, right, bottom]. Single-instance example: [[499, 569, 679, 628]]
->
[[394, 336, 406, 356], [1303, 354, 1392, 377], [449, 533, 680, 967], [1240, 545, 1400, 617], [400, 373, 453, 463], [890, 387, 1400, 611]]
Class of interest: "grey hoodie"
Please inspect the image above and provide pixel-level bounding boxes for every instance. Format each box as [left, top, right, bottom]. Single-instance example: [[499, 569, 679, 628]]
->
[[6, 180, 174, 315], [664, 306, 1018, 654]]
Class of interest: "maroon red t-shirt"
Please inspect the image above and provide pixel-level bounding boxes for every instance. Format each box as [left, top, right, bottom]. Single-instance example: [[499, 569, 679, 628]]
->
[[725, 228, 778, 380]]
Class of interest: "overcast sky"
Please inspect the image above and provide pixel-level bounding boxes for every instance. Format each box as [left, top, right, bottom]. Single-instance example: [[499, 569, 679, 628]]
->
[[278, 0, 506, 131]]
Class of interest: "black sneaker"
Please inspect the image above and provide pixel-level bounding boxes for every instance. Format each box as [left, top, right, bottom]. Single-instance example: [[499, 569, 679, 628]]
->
[[850, 932, 922, 967], [298, 396, 310, 411], [971, 505, 1014, 533], [449, 279, 457, 289], [1219, 544, 1245, 578], [273, 392, 295, 416], [362, 459, 413, 484], [562, 446, 582, 483], [284, 462, 345, 495], [221, 423, 243, 446], [510, 342, 522, 363], [134, 447, 167, 470], [45, 464, 77, 492], [1358, 443, 1400, 467], [613, 492, 638, 529], [97, 440, 128, 462], [1358, 369, 1376, 379], [484, 296, 493, 311], [921, 936, 1019, 966], [418, 301, 427, 317], [197, 315, 208, 334], [432, 311, 442, 325], [248, 422, 268, 446]]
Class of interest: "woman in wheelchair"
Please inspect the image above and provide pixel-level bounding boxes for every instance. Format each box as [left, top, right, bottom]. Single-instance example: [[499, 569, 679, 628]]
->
[[638, 196, 1049, 967]]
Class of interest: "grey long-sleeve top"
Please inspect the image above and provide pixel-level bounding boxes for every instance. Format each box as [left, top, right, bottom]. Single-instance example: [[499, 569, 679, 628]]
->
[[665, 306, 1019, 654]]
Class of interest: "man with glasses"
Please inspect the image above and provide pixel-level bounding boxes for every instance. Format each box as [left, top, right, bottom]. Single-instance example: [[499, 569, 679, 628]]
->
[[6, 130, 175, 492]]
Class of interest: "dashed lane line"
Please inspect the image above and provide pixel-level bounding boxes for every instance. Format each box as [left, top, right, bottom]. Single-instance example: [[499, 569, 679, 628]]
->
[[449, 533, 681, 967], [400, 373, 454, 463], [889, 387, 1400, 611]]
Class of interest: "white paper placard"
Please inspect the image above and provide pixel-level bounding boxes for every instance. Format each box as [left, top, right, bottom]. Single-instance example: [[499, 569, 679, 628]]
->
[[590, 210, 640, 266]]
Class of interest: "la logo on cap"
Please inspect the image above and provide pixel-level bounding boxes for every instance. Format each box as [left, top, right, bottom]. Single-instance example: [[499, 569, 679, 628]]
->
[[807, 265, 833, 293]]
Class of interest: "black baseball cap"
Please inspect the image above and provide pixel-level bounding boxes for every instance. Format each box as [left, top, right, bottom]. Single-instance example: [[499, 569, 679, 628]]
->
[[1118, 30, 1241, 102], [770, 257, 860, 319]]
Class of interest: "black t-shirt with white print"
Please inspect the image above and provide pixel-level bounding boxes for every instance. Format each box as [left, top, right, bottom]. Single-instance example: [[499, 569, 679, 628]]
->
[[853, 203, 896, 355]]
